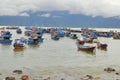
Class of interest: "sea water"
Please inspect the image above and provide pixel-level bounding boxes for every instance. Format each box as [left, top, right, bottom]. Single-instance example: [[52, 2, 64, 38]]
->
[[0, 26, 120, 80]]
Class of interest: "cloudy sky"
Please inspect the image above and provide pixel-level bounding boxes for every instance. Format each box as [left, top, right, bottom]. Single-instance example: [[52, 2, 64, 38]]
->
[[0, 0, 120, 18]]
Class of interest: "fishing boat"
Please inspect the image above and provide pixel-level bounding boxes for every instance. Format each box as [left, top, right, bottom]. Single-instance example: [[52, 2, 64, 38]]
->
[[24, 31, 31, 36], [97, 42, 108, 49], [78, 37, 93, 43], [0, 31, 12, 44], [16, 28, 22, 34], [51, 36, 60, 40], [76, 39, 85, 46], [70, 34, 78, 39], [78, 45, 96, 52], [64, 31, 71, 37], [57, 31, 65, 37], [13, 38, 27, 49], [2, 31, 12, 38], [51, 31, 60, 40], [28, 37, 39, 45], [113, 32, 120, 39], [38, 37, 44, 42], [0, 36, 12, 44], [36, 32, 44, 42]]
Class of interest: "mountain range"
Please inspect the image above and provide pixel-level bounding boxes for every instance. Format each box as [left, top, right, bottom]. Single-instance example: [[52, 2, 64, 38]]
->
[[0, 11, 120, 28]]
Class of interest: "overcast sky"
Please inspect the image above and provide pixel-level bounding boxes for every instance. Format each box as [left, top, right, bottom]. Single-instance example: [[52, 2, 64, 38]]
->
[[0, 0, 120, 18]]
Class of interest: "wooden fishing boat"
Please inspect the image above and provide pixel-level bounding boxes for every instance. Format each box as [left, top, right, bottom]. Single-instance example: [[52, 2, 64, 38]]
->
[[57, 31, 65, 37], [24, 31, 31, 36], [0, 38, 12, 44], [113, 33, 120, 39], [2, 31, 12, 38], [76, 39, 85, 46], [70, 34, 78, 39], [13, 38, 27, 49], [16, 28, 22, 34], [28, 37, 39, 45], [36, 34, 44, 42], [51, 36, 60, 40], [78, 45, 96, 52], [97, 43, 108, 49], [64, 31, 71, 37], [0, 31, 12, 44], [51, 31, 60, 40], [14, 44, 27, 49]]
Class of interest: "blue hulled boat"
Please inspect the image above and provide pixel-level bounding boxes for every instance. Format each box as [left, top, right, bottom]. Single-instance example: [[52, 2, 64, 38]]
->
[[97, 42, 108, 49], [16, 28, 22, 34], [0, 36, 12, 44], [51, 36, 60, 40], [70, 34, 78, 39], [13, 38, 27, 49], [51, 31, 60, 40], [57, 31, 65, 37], [28, 37, 39, 45], [2, 31, 12, 38], [0, 31, 12, 44], [25, 31, 31, 36]]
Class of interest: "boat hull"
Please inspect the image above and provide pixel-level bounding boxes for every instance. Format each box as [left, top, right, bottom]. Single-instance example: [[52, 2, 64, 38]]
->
[[14, 45, 27, 49], [78, 46, 96, 52], [98, 44, 108, 50], [98, 44, 108, 49], [51, 36, 60, 40]]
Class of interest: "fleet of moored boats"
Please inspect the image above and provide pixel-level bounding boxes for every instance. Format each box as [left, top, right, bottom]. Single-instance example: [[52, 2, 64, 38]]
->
[[0, 26, 119, 53]]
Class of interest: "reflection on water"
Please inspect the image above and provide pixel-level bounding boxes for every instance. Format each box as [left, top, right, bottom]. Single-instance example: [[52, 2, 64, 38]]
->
[[1, 44, 11, 48], [28, 44, 40, 48], [98, 48, 107, 51], [77, 49, 96, 56], [13, 48, 26, 52], [13, 51, 24, 57]]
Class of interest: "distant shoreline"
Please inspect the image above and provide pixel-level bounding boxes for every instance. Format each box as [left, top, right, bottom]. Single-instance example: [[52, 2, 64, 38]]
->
[[0, 26, 120, 32]]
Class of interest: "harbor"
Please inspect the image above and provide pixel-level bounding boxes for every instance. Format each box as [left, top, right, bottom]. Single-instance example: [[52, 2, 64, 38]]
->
[[0, 26, 120, 80]]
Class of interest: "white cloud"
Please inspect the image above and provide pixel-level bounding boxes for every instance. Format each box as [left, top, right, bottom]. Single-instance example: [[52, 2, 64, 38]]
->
[[19, 13, 29, 16], [0, 0, 120, 17], [40, 13, 51, 17]]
